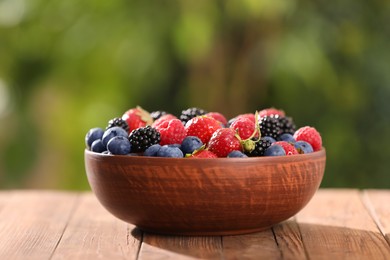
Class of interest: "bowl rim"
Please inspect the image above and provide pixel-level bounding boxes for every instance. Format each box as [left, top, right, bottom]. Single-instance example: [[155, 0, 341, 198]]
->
[[85, 147, 326, 164]]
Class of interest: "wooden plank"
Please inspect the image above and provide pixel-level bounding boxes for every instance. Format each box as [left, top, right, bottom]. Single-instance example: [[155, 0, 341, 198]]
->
[[296, 189, 390, 259], [139, 233, 222, 259], [0, 191, 78, 260], [222, 229, 281, 259], [272, 218, 307, 260], [51, 192, 141, 260], [363, 190, 390, 245]]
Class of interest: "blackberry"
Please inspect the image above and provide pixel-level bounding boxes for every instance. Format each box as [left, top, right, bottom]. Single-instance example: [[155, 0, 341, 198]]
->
[[106, 117, 129, 133], [179, 107, 207, 124], [245, 137, 273, 157], [129, 126, 160, 152], [259, 116, 281, 139], [278, 116, 296, 135], [150, 110, 167, 121]]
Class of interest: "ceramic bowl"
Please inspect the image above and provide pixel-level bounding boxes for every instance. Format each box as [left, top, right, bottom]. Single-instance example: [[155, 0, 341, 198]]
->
[[85, 148, 326, 235]]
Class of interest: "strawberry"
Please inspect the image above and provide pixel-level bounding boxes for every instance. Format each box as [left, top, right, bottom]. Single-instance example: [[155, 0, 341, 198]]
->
[[152, 114, 177, 128], [185, 116, 222, 144], [205, 112, 228, 127], [208, 128, 242, 157], [154, 118, 186, 145], [293, 126, 322, 151], [190, 149, 218, 159], [230, 117, 259, 140], [122, 106, 153, 132], [258, 108, 285, 119], [272, 141, 298, 155]]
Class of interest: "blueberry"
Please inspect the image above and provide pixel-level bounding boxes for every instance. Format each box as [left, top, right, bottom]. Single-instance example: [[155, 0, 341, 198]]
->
[[91, 139, 106, 153], [294, 141, 313, 154], [227, 150, 248, 158], [262, 136, 276, 144], [144, 144, 162, 157], [277, 133, 295, 143], [85, 127, 104, 149], [264, 145, 286, 156], [107, 136, 131, 155], [157, 145, 184, 158], [102, 126, 128, 147], [181, 136, 203, 155], [168, 144, 182, 149]]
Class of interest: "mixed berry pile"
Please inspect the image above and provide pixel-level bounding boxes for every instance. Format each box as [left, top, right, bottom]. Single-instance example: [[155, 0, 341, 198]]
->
[[85, 106, 322, 158]]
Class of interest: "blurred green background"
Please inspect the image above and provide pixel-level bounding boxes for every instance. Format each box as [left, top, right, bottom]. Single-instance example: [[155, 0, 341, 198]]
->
[[0, 0, 389, 190]]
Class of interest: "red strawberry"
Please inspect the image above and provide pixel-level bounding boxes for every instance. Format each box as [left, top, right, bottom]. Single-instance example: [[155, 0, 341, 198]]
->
[[190, 149, 218, 159], [233, 113, 255, 124], [272, 141, 298, 155], [293, 126, 322, 151], [185, 116, 222, 144], [122, 106, 153, 132], [154, 118, 186, 145], [208, 128, 242, 157], [258, 108, 285, 118], [230, 117, 259, 140], [205, 112, 228, 126], [152, 114, 177, 128]]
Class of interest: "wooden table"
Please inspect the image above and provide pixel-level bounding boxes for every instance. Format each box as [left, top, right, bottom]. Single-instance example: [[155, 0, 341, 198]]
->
[[0, 189, 389, 259]]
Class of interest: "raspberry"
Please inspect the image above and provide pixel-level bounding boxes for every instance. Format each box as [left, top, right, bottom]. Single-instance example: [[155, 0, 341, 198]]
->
[[154, 119, 186, 145], [258, 108, 285, 118], [230, 117, 259, 140], [293, 126, 322, 151], [272, 141, 298, 155], [205, 112, 228, 126], [185, 116, 222, 144], [152, 114, 177, 128]]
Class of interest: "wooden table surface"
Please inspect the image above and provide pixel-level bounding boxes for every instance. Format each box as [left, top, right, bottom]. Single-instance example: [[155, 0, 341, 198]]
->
[[0, 189, 389, 259]]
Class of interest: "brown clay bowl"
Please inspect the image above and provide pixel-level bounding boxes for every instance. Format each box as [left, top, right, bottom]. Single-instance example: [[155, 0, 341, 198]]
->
[[85, 148, 326, 236]]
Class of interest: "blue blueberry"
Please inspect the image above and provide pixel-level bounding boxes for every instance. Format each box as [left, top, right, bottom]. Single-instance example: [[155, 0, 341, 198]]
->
[[168, 144, 182, 149], [144, 144, 162, 157], [227, 150, 248, 158], [262, 136, 276, 144], [107, 136, 131, 155], [157, 145, 184, 158], [294, 141, 313, 154], [91, 139, 106, 153], [85, 127, 104, 149], [181, 136, 203, 155], [277, 133, 296, 143], [264, 145, 286, 156], [102, 126, 128, 147]]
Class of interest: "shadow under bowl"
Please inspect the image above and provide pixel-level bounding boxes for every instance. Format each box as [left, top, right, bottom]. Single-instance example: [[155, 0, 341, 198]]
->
[[85, 148, 326, 236]]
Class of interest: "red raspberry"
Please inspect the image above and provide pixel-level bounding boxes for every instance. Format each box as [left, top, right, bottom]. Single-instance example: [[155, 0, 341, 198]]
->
[[190, 150, 218, 159], [122, 106, 153, 132], [205, 112, 228, 126], [208, 128, 242, 157], [273, 141, 298, 155], [230, 117, 259, 140], [293, 126, 322, 151], [154, 119, 186, 145], [152, 114, 177, 128], [258, 108, 285, 118], [185, 116, 222, 144]]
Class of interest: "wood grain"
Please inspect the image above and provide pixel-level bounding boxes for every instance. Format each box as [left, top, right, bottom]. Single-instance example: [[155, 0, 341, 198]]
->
[[295, 189, 390, 259], [272, 218, 307, 260], [0, 191, 78, 260], [222, 229, 280, 260], [51, 192, 141, 260], [363, 190, 390, 245], [139, 233, 222, 259]]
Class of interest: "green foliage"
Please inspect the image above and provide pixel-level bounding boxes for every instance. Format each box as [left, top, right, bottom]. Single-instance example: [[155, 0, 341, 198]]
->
[[0, 0, 389, 189]]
